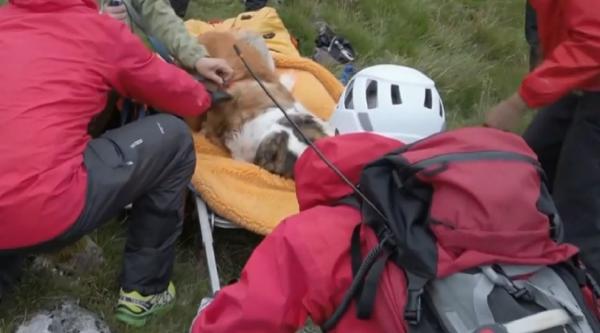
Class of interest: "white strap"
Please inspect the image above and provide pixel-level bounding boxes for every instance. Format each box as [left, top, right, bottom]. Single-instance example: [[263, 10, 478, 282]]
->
[[473, 273, 496, 325], [504, 309, 571, 333]]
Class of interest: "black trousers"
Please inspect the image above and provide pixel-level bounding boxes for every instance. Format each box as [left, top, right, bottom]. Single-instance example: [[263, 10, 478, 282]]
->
[[169, 0, 191, 18], [523, 92, 600, 281], [244, 0, 268, 11], [0, 114, 195, 296], [524, 0, 542, 70]]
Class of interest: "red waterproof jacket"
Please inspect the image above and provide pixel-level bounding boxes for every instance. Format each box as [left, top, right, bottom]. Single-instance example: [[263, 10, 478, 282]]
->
[[190, 132, 576, 333], [520, 0, 600, 108], [0, 0, 211, 249]]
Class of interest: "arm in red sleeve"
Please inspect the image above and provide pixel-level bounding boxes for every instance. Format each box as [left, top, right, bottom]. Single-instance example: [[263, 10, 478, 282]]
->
[[189, 206, 372, 333], [519, 0, 600, 108], [105, 22, 211, 117], [190, 217, 315, 333]]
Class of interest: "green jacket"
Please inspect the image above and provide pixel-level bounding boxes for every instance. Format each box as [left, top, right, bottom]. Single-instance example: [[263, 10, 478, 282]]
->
[[98, 0, 207, 70]]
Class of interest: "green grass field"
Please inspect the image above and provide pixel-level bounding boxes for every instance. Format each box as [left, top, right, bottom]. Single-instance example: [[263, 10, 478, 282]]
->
[[0, 0, 531, 332]]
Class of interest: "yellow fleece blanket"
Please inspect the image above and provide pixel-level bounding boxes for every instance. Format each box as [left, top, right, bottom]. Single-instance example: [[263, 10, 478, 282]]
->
[[184, 6, 301, 57], [186, 11, 344, 235]]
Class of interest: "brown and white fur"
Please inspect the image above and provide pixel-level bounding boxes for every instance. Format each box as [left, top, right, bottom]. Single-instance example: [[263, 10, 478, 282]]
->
[[187, 30, 333, 179]]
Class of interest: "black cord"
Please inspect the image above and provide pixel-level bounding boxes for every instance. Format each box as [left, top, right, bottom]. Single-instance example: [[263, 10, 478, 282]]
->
[[321, 243, 385, 332], [232, 44, 388, 223]]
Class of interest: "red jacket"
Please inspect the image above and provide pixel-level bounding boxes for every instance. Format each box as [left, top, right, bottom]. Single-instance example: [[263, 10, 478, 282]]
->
[[0, 0, 211, 250], [190, 132, 576, 333], [520, 0, 600, 108]]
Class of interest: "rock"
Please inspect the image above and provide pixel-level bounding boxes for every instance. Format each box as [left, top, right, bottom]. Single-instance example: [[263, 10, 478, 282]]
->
[[31, 236, 105, 276], [15, 300, 111, 333]]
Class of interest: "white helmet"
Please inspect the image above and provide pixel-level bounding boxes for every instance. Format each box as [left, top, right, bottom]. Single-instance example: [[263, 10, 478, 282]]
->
[[329, 64, 446, 143]]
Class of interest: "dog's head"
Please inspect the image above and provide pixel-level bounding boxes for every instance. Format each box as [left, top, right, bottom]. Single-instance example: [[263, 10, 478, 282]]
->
[[253, 111, 333, 179]]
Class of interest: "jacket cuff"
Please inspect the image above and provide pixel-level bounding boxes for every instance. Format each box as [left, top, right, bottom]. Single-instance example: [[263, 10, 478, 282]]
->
[[518, 73, 555, 110], [518, 82, 536, 109], [178, 44, 208, 70]]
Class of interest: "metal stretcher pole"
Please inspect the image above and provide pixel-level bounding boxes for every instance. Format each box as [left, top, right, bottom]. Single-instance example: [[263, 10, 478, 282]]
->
[[195, 195, 221, 294]]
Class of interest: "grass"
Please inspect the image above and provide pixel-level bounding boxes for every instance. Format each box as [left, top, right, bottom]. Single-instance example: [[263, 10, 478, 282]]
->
[[0, 0, 530, 332]]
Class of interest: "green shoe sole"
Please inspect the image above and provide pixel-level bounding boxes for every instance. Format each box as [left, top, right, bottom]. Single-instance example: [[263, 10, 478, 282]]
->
[[115, 302, 175, 327]]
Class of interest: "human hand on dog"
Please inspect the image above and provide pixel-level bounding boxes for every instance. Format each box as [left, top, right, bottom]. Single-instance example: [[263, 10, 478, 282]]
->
[[484, 92, 528, 132], [103, 3, 128, 22], [195, 57, 234, 87]]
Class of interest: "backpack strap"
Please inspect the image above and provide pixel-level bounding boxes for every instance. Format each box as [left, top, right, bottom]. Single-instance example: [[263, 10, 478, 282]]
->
[[335, 194, 361, 210], [472, 272, 498, 325], [356, 251, 392, 319], [321, 238, 385, 332], [405, 271, 429, 325], [569, 256, 600, 299], [554, 262, 600, 331], [474, 309, 572, 333], [337, 194, 364, 278], [351, 224, 362, 278], [489, 265, 595, 332], [343, 193, 431, 323], [537, 182, 564, 242]]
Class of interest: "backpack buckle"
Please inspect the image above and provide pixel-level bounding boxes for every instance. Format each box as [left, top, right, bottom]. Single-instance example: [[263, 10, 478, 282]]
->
[[404, 288, 423, 325], [486, 265, 533, 301], [508, 286, 533, 301]]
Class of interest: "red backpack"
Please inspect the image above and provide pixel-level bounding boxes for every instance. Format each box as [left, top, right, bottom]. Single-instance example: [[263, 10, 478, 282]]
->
[[322, 127, 600, 333]]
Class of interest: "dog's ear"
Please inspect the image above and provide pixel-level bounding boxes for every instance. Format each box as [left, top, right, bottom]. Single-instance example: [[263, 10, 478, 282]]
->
[[277, 113, 331, 142]]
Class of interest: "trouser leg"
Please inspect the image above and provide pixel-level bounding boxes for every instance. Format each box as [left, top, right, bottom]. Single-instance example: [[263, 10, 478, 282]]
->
[[522, 95, 579, 190], [74, 114, 196, 294], [550, 93, 600, 281]]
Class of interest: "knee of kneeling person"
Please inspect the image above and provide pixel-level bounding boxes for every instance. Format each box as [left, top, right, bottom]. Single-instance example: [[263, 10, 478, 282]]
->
[[153, 114, 196, 163], [154, 114, 194, 145]]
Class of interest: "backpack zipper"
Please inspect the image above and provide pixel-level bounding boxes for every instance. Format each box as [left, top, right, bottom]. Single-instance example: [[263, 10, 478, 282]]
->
[[405, 150, 543, 177]]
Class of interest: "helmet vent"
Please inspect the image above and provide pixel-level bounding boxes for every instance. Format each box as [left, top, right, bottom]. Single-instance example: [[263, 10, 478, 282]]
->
[[344, 79, 355, 109], [391, 84, 402, 105], [357, 112, 373, 131], [439, 101, 444, 117], [366, 80, 378, 109], [424, 88, 433, 109]]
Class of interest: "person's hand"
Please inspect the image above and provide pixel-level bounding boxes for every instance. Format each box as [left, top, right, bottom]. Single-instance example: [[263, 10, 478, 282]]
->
[[195, 58, 234, 87], [103, 3, 128, 22], [484, 92, 529, 132]]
